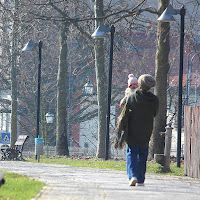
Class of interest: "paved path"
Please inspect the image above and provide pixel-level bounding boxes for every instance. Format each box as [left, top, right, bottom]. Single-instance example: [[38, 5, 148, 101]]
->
[[0, 161, 200, 200]]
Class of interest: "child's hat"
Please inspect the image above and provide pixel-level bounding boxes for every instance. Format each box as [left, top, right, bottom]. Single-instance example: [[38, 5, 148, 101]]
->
[[128, 74, 138, 87]]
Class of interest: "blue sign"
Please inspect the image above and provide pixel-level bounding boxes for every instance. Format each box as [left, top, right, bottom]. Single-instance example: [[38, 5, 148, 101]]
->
[[1, 133, 10, 144]]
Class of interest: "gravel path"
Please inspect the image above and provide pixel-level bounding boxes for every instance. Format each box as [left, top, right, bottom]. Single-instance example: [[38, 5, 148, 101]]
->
[[0, 161, 200, 200]]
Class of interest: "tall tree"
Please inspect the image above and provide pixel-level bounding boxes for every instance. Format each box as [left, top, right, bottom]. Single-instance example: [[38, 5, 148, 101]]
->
[[56, 22, 70, 156], [11, 0, 19, 147], [94, 0, 107, 158], [150, 0, 170, 157]]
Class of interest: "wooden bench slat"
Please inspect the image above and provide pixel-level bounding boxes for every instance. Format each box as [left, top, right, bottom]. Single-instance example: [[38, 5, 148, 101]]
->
[[14, 135, 28, 146], [15, 141, 24, 146]]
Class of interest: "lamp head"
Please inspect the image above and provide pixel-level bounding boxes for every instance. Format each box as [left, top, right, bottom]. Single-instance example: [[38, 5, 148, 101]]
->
[[45, 112, 54, 124], [22, 40, 37, 52], [157, 5, 179, 22], [91, 25, 110, 38], [84, 81, 93, 95]]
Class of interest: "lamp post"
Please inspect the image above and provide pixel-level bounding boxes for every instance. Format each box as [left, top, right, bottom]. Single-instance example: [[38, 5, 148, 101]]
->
[[22, 40, 43, 139], [92, 25, 115, 160], [45, 112, 54, 157], [158, 5, 186, 167]]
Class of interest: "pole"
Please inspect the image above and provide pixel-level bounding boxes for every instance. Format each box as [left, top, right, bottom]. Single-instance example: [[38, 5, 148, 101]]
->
[[36, 41, 42, 139], [164, 122, 173, 171], [186, 53, 191, 106], [105, 25, 115, 160], [68, 56, 72, 147], [177, 6, 185, 168], [195, 70, 198, 105]]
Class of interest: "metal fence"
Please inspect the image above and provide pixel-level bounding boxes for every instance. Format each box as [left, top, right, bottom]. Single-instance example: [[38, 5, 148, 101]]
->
[[22, 146, 127, 159]]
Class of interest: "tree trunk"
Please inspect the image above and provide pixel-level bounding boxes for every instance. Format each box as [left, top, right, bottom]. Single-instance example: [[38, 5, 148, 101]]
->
[[10, 0, 18, 147], [56, 22, 69, 156], [94, 0, 107, 158], [150, 0, 170, 158]]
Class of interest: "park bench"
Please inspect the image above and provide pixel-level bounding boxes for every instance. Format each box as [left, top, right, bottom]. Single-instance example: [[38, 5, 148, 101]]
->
[[1, 135, 29, 161]]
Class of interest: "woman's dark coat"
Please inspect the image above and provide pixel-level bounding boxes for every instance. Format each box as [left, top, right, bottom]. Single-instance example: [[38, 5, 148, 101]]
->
[[115, 88, 159, 149]]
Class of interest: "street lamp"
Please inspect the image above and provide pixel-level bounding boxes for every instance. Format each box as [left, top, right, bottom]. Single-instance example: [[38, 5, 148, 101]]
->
[[45, 112, 54, 156], [22, 40, 43, 139], [166, 105, 170, 117], [158, 5, 186, 167], [45, 112, 55, 124], [84, 75, 94, 95], [92, 25, 115, 160], [84, 81, 93, 95]]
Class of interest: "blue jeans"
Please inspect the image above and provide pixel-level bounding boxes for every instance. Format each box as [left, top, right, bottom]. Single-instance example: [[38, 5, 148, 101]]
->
[[126, 145, 149, 183]]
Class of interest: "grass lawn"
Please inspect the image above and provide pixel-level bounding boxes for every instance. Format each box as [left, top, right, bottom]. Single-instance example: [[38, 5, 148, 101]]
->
[[28, 156, 185, 177], [0, 171, 45, 200]]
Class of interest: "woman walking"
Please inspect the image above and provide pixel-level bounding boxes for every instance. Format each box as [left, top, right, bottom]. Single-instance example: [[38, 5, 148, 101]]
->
[[115, 74, 159, 186]]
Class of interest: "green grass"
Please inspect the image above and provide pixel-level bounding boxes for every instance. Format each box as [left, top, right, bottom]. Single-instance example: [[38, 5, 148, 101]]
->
[[147, 161, 184, 176], [28, 155, 185, 177], [0, 171, 45, 200], [29, 156, 126, 170]]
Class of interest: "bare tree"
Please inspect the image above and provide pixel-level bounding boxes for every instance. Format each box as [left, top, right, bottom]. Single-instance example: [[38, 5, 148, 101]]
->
[[56, 22, 70, 156], [10, 0, 19, 147], [93, 0, 107, 158], [149, 0, 170, 158]]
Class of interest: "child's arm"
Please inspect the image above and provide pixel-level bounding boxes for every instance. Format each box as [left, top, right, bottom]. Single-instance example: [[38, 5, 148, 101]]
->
[[120, 96, 127, 107], [120, 88, 131, 107]]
